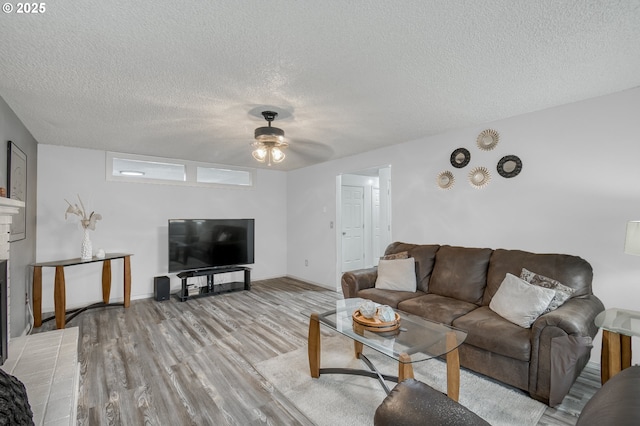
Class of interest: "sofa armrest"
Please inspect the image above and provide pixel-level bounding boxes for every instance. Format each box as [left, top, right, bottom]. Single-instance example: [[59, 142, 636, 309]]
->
[[341, 267, 378, 298], [532, 295, 604, 337], [528, 294, 605, 405]]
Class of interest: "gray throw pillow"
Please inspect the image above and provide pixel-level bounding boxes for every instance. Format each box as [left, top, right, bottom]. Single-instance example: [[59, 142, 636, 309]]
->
[[520, 268, 575, 313], [381, 251, 409, 260]]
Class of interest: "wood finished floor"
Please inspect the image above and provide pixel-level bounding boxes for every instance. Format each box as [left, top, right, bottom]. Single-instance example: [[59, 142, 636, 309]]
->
[[34, 277, 600, 425]]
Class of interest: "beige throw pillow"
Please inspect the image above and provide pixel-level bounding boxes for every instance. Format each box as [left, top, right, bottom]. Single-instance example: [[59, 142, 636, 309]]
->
[[489, 273, 556, 328], [375, 257, 417, 292]]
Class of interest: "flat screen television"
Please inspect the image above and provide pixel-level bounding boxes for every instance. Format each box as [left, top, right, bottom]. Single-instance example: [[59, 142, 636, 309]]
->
[[168, 218, 255, 273]]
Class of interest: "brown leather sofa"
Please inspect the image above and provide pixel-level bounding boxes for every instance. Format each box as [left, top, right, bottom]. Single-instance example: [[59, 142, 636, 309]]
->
[[341, 242, 605, 406]]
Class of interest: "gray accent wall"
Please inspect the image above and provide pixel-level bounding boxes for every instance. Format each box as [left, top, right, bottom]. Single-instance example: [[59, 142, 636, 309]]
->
[[0, 95, 38, 338]]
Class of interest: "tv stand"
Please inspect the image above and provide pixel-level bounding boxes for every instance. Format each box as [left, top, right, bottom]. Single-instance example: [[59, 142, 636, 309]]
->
[[176, 266, 251, 302]]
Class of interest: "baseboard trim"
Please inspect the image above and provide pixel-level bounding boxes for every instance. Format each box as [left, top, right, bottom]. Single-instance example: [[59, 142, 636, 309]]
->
[[285, 274, 338, 291]]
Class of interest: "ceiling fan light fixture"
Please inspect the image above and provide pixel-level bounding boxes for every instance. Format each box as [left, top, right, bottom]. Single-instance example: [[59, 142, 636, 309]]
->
[[254, 126, 285, 143], [271, 147, 285, 163], [252, 146, 267, 162], [251, 110, 288, 166]]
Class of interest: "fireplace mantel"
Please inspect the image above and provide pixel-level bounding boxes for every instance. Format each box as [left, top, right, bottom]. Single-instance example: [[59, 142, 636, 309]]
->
[[0, 196, 24, 260], [0, 196, 24, 213]]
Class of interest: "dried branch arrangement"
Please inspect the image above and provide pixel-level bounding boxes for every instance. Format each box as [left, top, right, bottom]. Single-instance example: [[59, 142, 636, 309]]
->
[[65, 195, 102, 230]]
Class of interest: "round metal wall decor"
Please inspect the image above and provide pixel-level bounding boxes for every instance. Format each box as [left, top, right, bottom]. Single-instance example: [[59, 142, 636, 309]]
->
[[437, 171, 455, 190], [477, 129, 500, 151], [450, 148, 470, 168], [497, 155, 522, 178], [468, 166, 491, 189]]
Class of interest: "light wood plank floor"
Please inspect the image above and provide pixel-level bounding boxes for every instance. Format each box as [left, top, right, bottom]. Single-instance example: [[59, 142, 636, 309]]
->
[[34, 277, 600, 425]]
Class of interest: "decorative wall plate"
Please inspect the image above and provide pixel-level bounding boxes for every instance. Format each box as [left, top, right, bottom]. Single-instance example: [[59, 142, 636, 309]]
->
[[477, 129, 499, 151], [468, 166, 491, 188], [450, 148, 470, 168], [497, 155, 522, 178], [437, 171, 455, 190]]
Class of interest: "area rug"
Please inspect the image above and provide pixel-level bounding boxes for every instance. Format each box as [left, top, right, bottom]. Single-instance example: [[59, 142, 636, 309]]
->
[[254, 333, 546, 426]]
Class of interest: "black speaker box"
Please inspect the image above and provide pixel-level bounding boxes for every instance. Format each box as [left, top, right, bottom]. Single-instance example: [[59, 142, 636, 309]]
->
[[154, 276, 170, 301]]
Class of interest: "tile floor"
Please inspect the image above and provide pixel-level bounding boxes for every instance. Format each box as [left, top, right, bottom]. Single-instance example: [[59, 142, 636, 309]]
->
[[1, 327, 79, 426]]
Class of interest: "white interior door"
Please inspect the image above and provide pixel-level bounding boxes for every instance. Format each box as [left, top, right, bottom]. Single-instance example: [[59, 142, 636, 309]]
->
[[341, 185, 364, 272]]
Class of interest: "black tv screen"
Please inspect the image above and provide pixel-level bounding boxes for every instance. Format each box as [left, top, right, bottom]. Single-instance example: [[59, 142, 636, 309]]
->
[[168, 219, 255, 273]]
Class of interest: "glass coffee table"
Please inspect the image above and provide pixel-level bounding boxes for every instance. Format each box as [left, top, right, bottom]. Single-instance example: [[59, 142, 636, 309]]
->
[[308, 298, 467, 401]]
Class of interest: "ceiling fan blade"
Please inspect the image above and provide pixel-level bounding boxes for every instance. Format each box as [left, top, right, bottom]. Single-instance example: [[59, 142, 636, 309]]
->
[[286, 138, 334, 162]]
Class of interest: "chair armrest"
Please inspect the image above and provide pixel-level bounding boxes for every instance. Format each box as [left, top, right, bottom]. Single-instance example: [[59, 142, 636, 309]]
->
[[341, 267, 378, 298]]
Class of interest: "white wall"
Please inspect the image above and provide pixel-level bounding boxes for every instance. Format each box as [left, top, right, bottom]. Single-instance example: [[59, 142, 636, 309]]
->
[[0, 96, 38, 337], [36, 145, 287, 311], [287, 87, 640, 364]]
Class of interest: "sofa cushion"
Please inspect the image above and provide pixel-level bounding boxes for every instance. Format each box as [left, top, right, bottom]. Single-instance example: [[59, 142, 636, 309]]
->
[[375, 258, 417, 292], [428, 245, 492, 305], [483, 249, 593, 305], [398, 294, 478, 325], [358, 288, 426, 308], [453, 306, 532, 361], [521, 268, 575, 313], [384, 242, 440, 293], [489, 273, 556, 328]]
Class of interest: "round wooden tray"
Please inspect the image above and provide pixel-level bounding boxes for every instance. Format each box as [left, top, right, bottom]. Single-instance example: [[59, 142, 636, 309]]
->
[[352, 310, 401, 332]]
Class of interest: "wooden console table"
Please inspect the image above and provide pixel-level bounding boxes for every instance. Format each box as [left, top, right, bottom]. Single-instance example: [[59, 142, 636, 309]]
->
[[32, 253, 132, 329]]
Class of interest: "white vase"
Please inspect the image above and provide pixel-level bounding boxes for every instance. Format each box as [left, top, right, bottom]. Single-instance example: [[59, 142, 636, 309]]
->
[[81, 228, 92, 260]]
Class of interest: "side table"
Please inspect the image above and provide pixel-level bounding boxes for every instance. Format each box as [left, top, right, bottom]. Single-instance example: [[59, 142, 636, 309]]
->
[[32, 253, 132, 329], [594, 307, 640, 384]]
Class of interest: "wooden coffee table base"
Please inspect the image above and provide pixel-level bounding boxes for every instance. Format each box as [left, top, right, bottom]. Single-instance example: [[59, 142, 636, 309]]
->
[[308, 313, 461, 401]]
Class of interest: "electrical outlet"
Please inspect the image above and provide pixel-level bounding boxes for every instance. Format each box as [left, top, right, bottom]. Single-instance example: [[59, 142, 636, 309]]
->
[[305, 259, 309, 266]]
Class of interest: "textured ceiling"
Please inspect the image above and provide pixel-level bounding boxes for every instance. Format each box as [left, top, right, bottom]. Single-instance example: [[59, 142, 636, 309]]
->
[[1, 1, 639, 170]]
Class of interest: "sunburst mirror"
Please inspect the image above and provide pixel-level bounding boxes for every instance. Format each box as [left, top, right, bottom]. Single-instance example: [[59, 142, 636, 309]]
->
[[477, 129, 499, 151], [469, 166, 491, 188], [437, 171, 455, 190]]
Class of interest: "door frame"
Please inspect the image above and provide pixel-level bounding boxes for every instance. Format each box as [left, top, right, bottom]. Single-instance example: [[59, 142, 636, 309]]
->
[[335, 165, 392, 291]]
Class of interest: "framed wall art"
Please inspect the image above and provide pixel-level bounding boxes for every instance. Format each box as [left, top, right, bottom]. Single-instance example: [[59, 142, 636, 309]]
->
[[7, 141, 26, 241]]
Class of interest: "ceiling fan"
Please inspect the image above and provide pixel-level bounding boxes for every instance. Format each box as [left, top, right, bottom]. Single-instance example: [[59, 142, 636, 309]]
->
[[251, 111, 288, 166]]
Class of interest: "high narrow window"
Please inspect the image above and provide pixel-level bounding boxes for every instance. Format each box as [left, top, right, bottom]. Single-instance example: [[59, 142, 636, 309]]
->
[[112, 157, 185, 181], [197, 166, 252, 186], [106, 152, 255, 188]]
